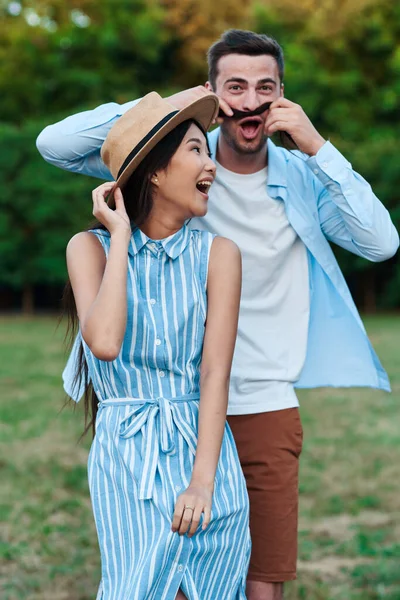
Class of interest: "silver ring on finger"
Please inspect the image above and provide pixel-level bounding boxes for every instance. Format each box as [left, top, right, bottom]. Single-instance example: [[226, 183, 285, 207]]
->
[[184, 505, 194, 512]]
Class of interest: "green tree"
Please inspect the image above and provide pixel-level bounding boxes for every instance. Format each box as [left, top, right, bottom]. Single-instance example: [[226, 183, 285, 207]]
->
[[252, 0, 400, 309], [0, 119, 95, 312], [0, 0, 398, 311], [0, 0, 175, 123]]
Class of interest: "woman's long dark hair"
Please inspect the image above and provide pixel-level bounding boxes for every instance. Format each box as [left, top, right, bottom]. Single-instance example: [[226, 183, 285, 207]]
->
[[62, 119, 207, 437]]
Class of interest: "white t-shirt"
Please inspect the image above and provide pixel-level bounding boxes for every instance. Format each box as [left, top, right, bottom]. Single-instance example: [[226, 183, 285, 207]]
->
[[190, 160, 310, 415]]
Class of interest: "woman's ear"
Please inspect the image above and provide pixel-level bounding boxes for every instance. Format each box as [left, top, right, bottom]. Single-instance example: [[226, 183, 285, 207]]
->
[[150, 173, 159, 186]]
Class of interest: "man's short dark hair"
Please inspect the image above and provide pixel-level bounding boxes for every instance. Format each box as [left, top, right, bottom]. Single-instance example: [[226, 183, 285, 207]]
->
[[207, 29, 284, 90]]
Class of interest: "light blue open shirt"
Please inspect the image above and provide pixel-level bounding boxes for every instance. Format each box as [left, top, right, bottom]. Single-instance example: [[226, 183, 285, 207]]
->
[[36, 100, 399, 396]]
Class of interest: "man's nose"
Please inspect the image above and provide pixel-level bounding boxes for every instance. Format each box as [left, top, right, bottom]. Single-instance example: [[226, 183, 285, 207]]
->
[[241, 90, 260, 112]]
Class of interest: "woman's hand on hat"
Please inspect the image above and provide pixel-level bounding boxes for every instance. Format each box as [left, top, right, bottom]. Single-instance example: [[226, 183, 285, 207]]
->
[[92, 182, 131, 239]]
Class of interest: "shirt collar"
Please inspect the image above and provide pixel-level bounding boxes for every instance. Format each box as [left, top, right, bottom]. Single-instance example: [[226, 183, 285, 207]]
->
[[129, 224, 191, 259], [207, 128, 288, 188]]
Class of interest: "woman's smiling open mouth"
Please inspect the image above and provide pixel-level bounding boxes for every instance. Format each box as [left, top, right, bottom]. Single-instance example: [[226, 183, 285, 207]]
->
[[196, 178, 213, 197]]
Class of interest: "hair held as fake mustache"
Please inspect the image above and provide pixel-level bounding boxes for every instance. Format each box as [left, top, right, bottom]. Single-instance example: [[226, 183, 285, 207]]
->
[[218, 101, 272, 120], [217, 101, 297, 150]]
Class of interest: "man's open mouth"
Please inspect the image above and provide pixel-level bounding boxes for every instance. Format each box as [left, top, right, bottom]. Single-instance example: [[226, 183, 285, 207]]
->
[[238, 116, 263, 141]]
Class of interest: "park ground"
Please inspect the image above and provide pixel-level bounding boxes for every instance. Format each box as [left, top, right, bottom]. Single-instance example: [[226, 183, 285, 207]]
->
[[1, 316, 399, 599]]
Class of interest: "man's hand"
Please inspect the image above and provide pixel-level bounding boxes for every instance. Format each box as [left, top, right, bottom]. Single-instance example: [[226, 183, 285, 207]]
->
[[265, 98, 326, 156], [166, 86, 233, 122]]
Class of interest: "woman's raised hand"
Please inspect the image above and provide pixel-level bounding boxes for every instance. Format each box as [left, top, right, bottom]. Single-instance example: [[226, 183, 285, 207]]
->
[[92, 183, 131, 238]]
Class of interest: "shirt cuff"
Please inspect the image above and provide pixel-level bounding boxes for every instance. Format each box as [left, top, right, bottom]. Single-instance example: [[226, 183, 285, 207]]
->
[[307, 140, 352, 184]]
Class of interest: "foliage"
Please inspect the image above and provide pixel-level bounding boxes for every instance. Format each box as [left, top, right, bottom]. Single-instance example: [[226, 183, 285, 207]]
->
[[0, 119, 95, 306], [0, 0, 399, 310], [251, 0, 400, 307], [0, 0, 175, 122]]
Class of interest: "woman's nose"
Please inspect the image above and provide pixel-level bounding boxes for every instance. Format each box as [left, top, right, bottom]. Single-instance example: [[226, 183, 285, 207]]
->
[[206, 158, 217, 177]]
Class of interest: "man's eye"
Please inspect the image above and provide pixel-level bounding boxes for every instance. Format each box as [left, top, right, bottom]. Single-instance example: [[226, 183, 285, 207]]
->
[[229, 85, 242, 91], [260, 86, 273, 92]]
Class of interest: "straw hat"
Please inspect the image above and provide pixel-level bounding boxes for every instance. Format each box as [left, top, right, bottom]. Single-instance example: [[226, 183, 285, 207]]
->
[[101, 91, 219, 205]]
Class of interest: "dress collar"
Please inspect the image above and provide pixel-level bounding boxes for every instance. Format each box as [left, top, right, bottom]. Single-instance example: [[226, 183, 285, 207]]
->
[[129, 223, 191, 259]]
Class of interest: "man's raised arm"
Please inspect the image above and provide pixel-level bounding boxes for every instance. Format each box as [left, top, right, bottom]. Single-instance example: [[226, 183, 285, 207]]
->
[[36, 100, 140, 180], [309, 142, 399, 262]]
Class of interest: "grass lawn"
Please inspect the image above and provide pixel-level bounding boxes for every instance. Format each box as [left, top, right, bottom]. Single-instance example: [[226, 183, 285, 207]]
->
[[1, 315, 399, 599]]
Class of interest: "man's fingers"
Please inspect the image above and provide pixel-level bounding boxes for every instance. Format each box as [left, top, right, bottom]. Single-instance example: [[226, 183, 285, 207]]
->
[[217, 98, 234, 117], [270, 97, 296, 109], [167, 86, 213, 110], [267, 107, 295, 120], [266, 120, 291, 135]]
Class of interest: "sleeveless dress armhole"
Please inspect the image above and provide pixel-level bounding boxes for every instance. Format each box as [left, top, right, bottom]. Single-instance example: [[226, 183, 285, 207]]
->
[[199, 231, 218, 292], [63, 229, 110, 402], [88, 228, 111, 258]]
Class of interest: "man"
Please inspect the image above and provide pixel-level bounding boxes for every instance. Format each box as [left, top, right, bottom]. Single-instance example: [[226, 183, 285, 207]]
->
[[37, 29, 398, 600]]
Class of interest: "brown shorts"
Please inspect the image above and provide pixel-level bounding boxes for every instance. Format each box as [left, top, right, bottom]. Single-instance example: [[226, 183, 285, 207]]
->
[[227, 408, 303, 583]]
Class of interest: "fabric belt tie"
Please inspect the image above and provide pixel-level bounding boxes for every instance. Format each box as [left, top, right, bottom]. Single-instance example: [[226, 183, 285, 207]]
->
[[99, 393, 200, 500]]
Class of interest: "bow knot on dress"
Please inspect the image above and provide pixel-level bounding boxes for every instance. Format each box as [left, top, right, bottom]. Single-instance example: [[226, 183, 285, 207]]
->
[[100, 393, 200, 500]]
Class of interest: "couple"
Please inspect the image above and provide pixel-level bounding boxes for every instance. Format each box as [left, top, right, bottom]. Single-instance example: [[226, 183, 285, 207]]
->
[[37, 30, 398, 600]]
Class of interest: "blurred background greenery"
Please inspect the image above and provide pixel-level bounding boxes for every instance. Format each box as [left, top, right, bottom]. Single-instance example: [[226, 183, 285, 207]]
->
[[1, 1, 399, 599], [0, 0, 399, 312]]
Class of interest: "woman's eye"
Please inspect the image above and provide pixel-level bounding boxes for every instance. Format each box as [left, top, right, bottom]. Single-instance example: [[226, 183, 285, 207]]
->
[[192, 146, 201, 153]]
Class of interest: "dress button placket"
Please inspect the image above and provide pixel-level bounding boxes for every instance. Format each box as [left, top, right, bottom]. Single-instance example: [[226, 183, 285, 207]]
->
[[152, 248, 166, 371]]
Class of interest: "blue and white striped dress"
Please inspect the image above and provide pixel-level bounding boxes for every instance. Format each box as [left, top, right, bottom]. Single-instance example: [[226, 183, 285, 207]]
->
[[81, 224, 250, 600]]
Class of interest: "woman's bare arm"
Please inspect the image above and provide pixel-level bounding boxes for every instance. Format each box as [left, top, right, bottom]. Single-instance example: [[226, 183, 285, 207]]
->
[[172, 236, 242, 536], [67, 183, 131, 361]]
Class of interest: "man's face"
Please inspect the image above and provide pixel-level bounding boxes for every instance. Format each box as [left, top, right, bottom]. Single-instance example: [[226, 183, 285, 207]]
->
[[209, 53, 283, 155]]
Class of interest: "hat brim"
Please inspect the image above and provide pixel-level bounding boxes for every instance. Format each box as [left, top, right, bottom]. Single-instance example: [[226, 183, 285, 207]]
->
[[107, 94, 219, 208]]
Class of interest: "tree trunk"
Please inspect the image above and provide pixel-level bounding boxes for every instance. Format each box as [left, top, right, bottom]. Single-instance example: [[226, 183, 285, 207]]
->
[[22, 283, 34, 315], [363, 270, 376, 314]]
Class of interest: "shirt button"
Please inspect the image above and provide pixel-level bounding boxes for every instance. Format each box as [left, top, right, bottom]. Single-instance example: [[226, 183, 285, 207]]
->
[[175, 484, 181, 492], [178, 564, 183, 572], [159, 370, 165, 378], [313, 168, 319, 175], [322, 161, 328, 169], [155, 339, 161, 346], [150, 298, 156, 305]]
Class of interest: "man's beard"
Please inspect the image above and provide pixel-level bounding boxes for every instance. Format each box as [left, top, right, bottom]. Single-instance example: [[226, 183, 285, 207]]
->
[[220, 121, 268, 155]]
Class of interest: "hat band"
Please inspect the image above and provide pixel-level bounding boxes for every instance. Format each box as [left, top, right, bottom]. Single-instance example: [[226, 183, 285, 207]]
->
[[117, 110, 179, 179]]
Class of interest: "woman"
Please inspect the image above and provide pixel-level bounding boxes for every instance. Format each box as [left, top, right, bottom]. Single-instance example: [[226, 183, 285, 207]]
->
[[64, 92, 250, 600]]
